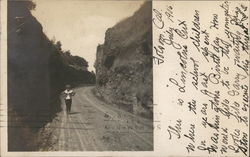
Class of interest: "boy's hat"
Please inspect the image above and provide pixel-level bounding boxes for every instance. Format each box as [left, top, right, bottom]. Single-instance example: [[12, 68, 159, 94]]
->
[[66, 84, 71, 88]]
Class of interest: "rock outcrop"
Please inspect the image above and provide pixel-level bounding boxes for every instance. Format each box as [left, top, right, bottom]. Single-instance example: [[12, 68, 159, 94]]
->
[[8, 1, 95, 150], [95, 2, 152, 118]]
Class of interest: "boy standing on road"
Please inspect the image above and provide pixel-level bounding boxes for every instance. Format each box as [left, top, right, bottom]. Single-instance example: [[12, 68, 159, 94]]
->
[[63, 84, 75, 114]]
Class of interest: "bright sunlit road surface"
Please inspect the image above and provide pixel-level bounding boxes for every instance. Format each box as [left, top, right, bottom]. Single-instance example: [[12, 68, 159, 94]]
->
[[44, 86, 153, 151]]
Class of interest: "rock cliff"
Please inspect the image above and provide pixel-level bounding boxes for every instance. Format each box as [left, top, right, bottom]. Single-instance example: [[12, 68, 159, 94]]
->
[[8, 0, 95, 150], [95, 2, 152, 118]]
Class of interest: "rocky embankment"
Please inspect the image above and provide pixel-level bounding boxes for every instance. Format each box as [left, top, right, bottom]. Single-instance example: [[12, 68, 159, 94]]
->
[[95, 2, 152, 118], [8, 1, 95, 150]]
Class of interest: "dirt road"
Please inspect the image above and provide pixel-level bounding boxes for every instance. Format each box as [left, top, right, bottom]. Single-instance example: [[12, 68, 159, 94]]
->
[[40, 86, 153, 151]]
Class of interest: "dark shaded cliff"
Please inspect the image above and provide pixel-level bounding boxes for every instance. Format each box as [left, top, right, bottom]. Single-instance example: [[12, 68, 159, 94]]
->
[[95, 2, 152, 118], [8, 0, 95, 150]]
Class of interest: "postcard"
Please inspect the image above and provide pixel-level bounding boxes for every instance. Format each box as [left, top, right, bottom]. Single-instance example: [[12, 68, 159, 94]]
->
[[0, 0, 249, 156]]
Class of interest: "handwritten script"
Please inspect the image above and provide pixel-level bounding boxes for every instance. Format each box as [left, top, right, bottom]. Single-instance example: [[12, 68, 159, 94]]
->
[[153, 1, 249, 156]]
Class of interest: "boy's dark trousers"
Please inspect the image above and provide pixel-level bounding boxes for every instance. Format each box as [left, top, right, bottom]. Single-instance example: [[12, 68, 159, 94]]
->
[[65, 99, 72, 114]]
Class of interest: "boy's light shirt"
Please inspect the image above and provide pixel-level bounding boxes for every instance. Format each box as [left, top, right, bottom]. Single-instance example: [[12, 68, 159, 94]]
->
[[64, 90, 74, 100]]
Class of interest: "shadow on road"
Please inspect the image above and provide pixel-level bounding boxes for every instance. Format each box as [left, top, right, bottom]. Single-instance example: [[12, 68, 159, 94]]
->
[[69, 112, 81, 115]]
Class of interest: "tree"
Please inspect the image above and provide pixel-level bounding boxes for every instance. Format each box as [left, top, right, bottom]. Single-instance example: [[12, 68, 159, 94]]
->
[[65, 50, 71, 56], [26, 1, 36, 10], [55, 41, 62, 51]]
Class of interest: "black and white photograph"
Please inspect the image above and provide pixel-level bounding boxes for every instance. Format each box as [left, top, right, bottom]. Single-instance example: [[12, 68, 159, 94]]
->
[[7, 0, 153, 151]]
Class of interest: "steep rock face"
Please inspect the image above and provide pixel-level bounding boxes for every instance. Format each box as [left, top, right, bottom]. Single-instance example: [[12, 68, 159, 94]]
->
[[95, 2, 152, 117], [8, 1, 95, 150]]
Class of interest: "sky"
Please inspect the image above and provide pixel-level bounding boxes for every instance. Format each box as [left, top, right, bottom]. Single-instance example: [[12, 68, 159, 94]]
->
[[31, 0, 144, 71]]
